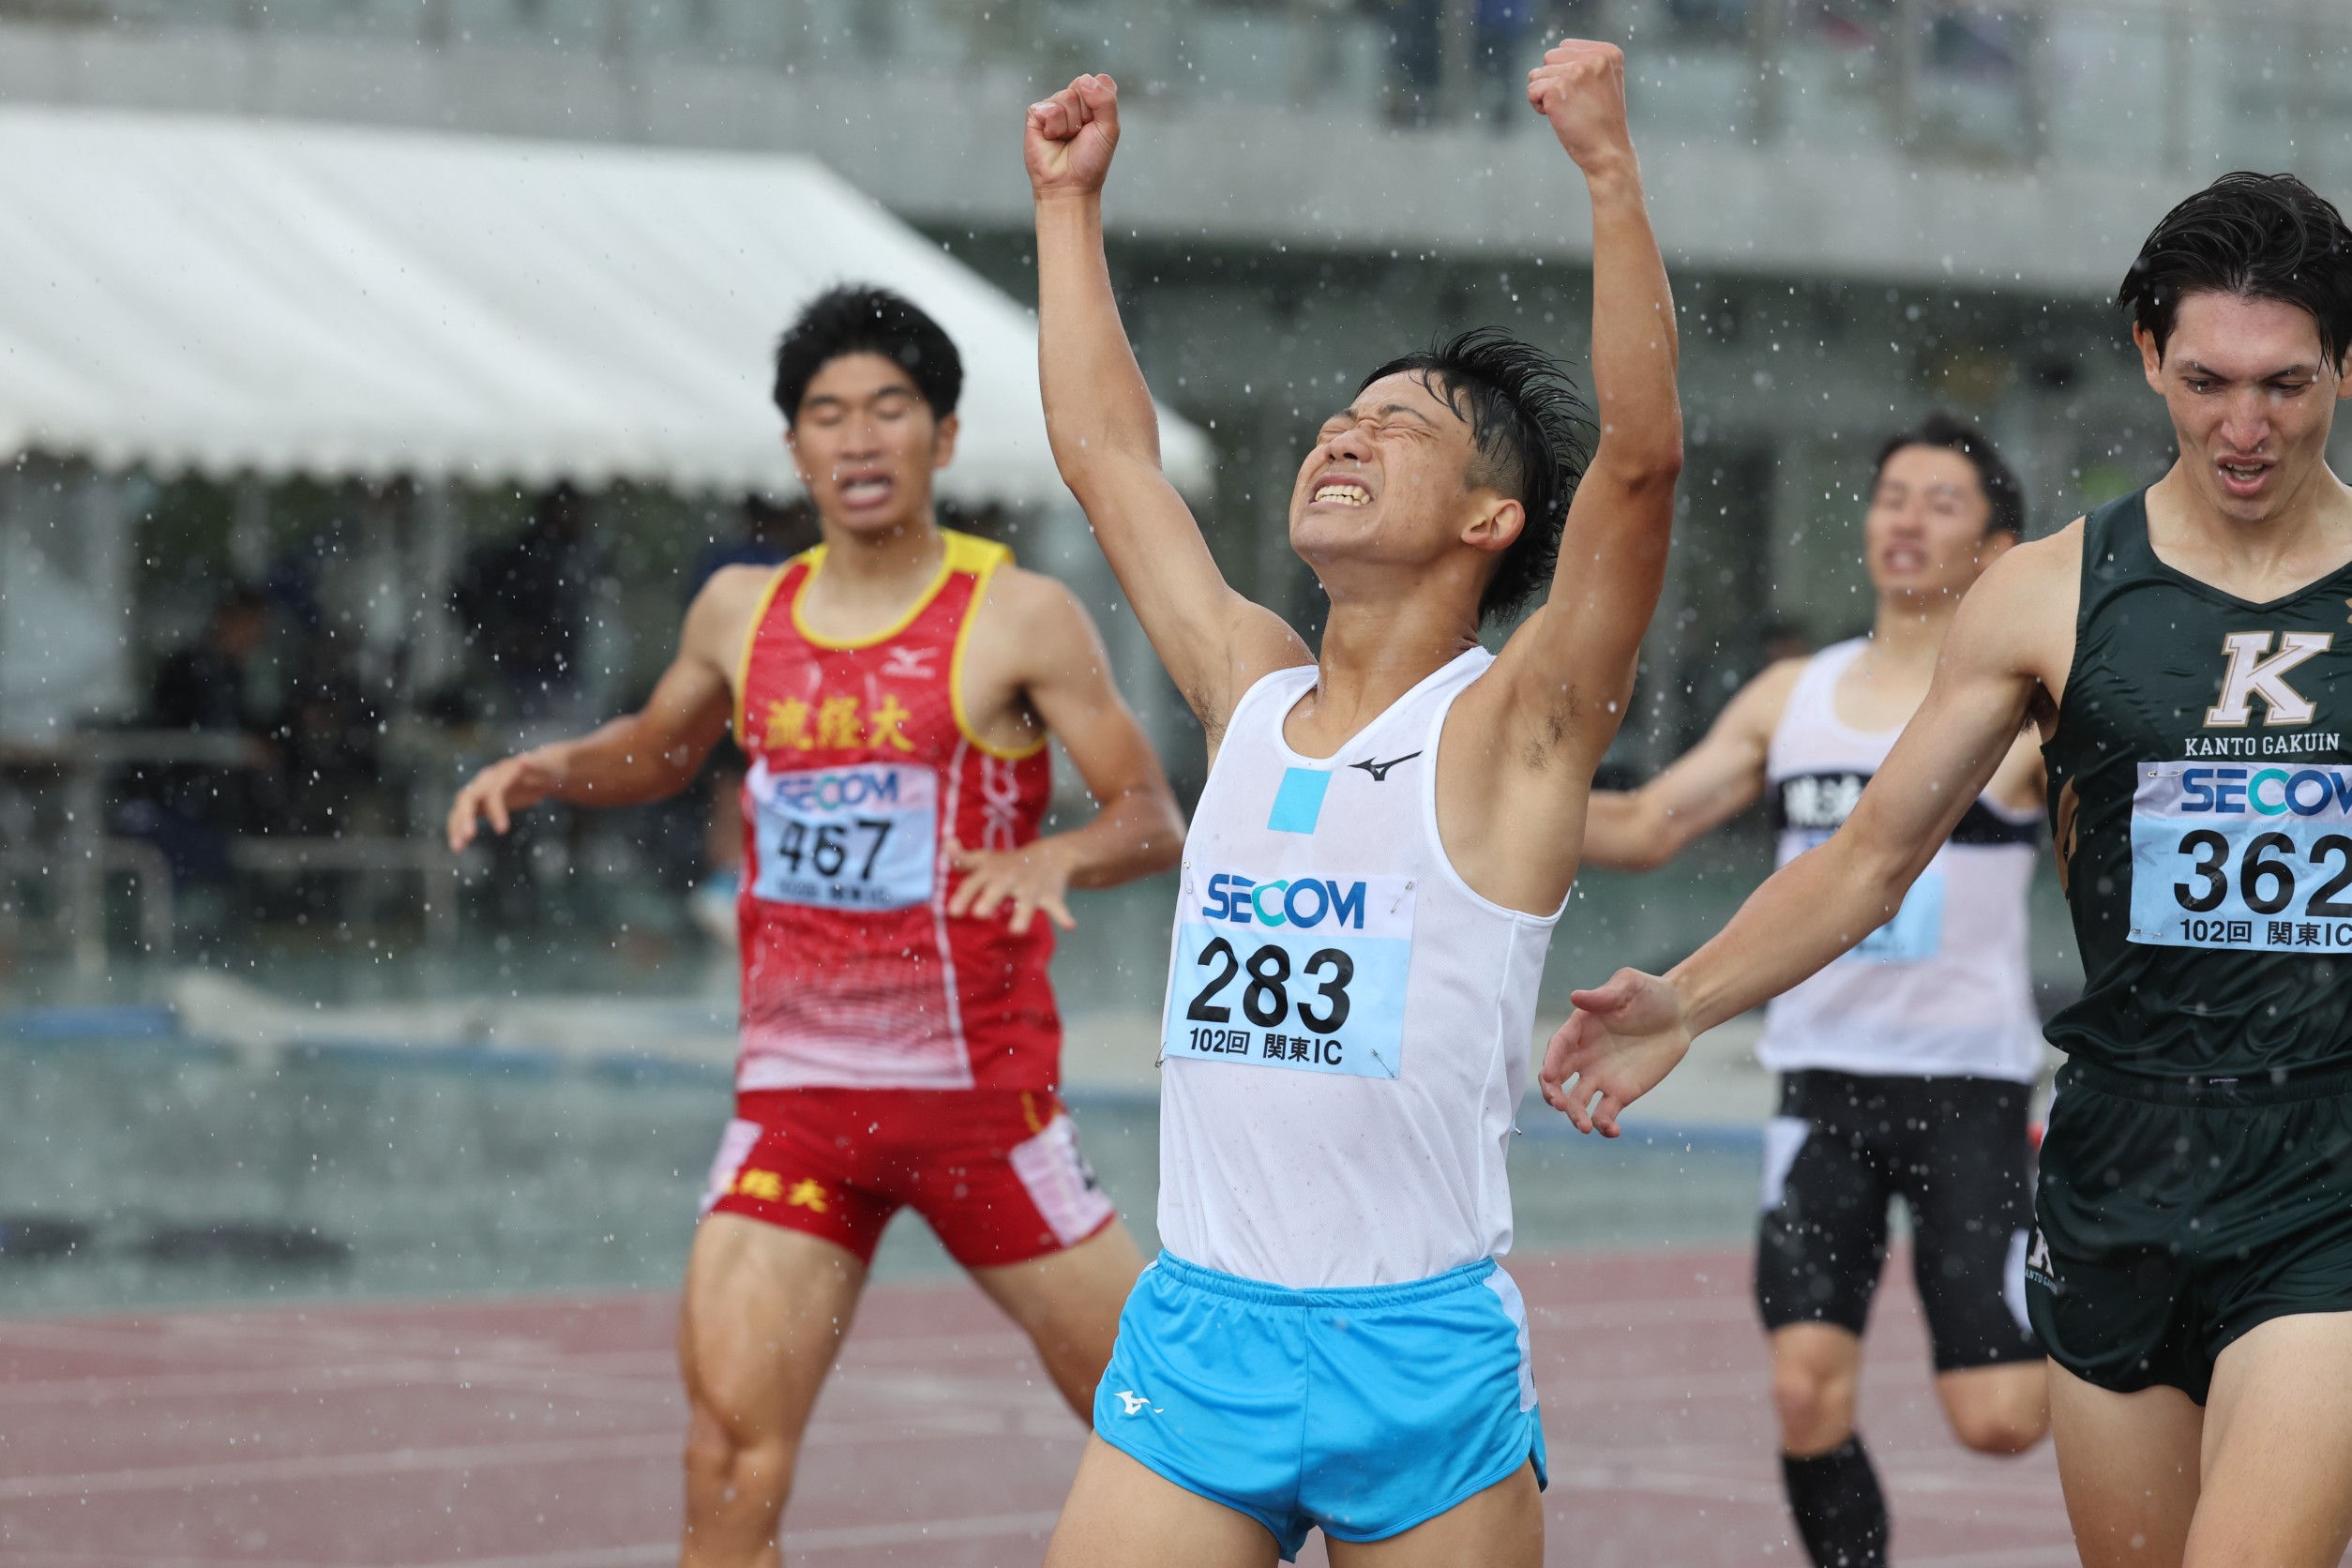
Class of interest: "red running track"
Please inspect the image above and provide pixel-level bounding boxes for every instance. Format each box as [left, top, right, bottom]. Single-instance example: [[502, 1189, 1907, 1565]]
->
[[0, 1247, 2084, 1567]]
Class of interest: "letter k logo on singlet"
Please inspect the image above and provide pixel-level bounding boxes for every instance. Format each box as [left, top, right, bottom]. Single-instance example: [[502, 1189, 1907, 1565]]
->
[[2205, 631, 2331, 727]]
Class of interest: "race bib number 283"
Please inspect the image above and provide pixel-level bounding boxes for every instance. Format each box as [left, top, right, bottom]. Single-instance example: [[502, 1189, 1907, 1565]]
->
[[1161, 867, 1413, 1079], [2128, 761, 2352, 953]]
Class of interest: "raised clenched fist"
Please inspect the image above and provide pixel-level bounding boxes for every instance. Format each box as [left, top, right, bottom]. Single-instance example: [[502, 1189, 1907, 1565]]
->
[[1026, 72, 1122, 200], [1526, 39, 1635, 174]]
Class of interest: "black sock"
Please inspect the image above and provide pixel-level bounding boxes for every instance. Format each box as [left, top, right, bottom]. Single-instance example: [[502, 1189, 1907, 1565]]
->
[[1781, 1435, 1889, 1568]]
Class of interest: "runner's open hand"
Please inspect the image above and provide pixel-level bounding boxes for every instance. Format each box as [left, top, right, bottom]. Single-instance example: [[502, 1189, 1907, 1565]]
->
[[1527, 39, 1634, 173], [446, 752, 561, 851], [1026, 73, 1121, 199], [1540, 967, 1693, 1137], [944, 837, 1079, 934]]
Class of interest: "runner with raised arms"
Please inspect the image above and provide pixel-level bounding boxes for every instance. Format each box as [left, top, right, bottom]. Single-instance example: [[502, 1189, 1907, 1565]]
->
[[1024, 39, 1684, 1567]]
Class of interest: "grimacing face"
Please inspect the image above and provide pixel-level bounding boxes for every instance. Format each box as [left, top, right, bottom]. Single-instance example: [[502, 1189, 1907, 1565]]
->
[[1287, 371, 1524, 585], [1862, 445, 2009, 601], [2135, 290, 2352, 527], [787, 352, 959, 538]]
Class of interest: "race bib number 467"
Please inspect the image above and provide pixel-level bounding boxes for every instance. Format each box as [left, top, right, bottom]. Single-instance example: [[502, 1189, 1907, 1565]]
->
[[2129, 761, 2352, 953], [747, 761, 937, 912], [1162, 867, 1413, 1079]]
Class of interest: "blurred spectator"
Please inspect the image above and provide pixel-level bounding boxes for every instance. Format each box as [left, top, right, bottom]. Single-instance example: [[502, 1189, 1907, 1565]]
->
[[1666, 0, 1750, 39], [452, 483, 595, 720], [271, 655, 384, 838], [115, 584, 272, 884], [685, 493, 819, 603], [1381, 0, 1444, 126], [150, 584, 267, 738], [1474, 0, 1534, 125]]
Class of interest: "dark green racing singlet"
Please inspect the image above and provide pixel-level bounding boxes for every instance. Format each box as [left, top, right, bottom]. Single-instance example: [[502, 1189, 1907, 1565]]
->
[[2043, 488, 2352, 1078], [2029, 488, 2352, 1401]]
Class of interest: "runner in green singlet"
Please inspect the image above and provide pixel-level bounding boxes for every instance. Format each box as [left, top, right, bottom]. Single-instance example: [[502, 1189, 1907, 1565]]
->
[[1543, 173, 2352, 1568]]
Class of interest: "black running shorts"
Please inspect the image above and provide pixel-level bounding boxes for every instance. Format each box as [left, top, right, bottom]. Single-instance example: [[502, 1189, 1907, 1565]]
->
[[1756, 1069, 2043, 1372], [2028, 1061, 2352, 1404]]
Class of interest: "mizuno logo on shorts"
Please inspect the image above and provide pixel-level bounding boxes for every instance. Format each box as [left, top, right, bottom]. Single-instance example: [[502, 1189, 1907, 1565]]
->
[[1114, 1389, 1158, 1416]]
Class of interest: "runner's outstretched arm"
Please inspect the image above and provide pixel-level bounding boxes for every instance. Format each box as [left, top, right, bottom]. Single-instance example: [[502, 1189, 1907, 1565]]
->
[[1027, 73, 1308, 739], [445, 565, 754, 848], [1541, 541, 2064, 1134], [943, 572, 1184, 933], [1485, 41, 1682, 777], [1581, 659, 1801, 870]]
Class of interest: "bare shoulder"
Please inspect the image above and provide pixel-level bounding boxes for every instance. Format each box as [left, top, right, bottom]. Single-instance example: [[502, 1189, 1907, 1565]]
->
[[1993, 520, 2083, 597], [1732, 656, 1809, 731], [682, 563, 784, 669], [1953, 523, 2082, 641], [974, 563, 1101, 668], [983, 561, 1087, 621], [1943, 520, 2083, 715]]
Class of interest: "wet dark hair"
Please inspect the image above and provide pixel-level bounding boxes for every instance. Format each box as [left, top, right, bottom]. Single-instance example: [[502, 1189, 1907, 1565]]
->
[[1872, 412, 2026, 538], [773, 285, 963, 426], [2118, 172, 2352, 369], [1358, 327, 1592, 622]]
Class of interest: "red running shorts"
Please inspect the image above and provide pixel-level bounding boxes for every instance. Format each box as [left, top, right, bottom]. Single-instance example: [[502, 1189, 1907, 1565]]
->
[[700, 1087, 1117, 1268]]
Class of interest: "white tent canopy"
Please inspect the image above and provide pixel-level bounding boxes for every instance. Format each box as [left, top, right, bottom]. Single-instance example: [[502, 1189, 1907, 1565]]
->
[[0, 109, 1214, 504]]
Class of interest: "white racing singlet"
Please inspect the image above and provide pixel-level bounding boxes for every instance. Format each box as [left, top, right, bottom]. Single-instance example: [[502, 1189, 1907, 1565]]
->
[[1756, 638, 2043, 1083], [1156, 648, 1561, 1289]]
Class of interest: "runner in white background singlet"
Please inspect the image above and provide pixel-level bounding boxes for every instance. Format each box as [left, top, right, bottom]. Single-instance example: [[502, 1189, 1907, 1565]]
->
[[1026, 38, 1684, 1568], [1579, 415, 2050, 1568]]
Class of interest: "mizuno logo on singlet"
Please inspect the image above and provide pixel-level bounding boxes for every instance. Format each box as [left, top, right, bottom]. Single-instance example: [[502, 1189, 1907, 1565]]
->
[[1349, 751, 1422, 782], [2206, 631, 2331, 728], [881, 645, 939, 679]]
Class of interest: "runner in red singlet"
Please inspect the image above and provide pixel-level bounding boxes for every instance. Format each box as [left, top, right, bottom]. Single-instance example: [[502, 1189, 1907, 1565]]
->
[[448, 284, 1184, 1568]]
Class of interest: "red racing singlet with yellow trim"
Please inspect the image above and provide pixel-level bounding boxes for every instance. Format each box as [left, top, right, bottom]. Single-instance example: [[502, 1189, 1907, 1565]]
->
[[732, 530, 1060, 1091]]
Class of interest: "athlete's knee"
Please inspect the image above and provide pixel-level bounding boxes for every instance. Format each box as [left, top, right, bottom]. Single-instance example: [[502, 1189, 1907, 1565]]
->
[[1944, 1382, 2049, 1455], [1772, 1357, 1858, 1453], [1952, 1411, 2043, 1455], [683, 1397, 797, 1517]]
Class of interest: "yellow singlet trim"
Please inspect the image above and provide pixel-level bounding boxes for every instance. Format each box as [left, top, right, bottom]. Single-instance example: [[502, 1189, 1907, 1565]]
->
[[949, 535, 1050, 762], [731, 557, 800, 749], [787, 530, 973, 653]]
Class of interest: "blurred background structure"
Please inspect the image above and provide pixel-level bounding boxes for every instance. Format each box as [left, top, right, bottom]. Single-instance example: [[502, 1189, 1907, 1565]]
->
[[0, 7, 2350, 1560]]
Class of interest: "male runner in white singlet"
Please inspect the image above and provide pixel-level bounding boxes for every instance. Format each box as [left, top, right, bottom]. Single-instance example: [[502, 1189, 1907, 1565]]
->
[[1025, 42, 1681, 1566], [447, 286, 1183, 1568], [1579, 415, 2047, 1568]]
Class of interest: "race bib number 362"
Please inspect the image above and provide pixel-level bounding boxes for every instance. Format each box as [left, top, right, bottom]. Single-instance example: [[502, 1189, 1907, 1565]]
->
[[747, 761, 937, 912], [2128, 761, 2352, 953], [1161, 867, 1413, 1079]]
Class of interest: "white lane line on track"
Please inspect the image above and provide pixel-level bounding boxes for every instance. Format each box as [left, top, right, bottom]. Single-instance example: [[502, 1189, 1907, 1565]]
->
[[0, 1361, 679, 1410], [374, 1511, 1065, 1568], [0, 1432, 676, 1500], [0, 1554, 336, 1568], [1907, 1548, 2085, 1567]]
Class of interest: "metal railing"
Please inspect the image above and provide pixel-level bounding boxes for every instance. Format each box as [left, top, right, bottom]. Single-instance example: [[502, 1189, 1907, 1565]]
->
[[8, 0, 2347, 181]]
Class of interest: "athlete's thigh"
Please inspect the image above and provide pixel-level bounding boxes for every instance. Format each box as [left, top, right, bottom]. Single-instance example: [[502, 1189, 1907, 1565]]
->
[[1756, 1078, 1891, 1338], [1043, 1435, 1280, 1568], [969, 1219, 1145, 1415], [679, 1214, 869, 1445], [2186, 1312, 2352, 1568], [1901, 1077, 2042, 1374], [1324, 1461, 1543, 1568], [2046, 1356, 2202, 1568]]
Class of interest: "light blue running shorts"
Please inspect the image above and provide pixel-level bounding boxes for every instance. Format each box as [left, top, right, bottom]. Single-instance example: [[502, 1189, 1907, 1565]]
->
[[1092, 1251, 1547, 1560]]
